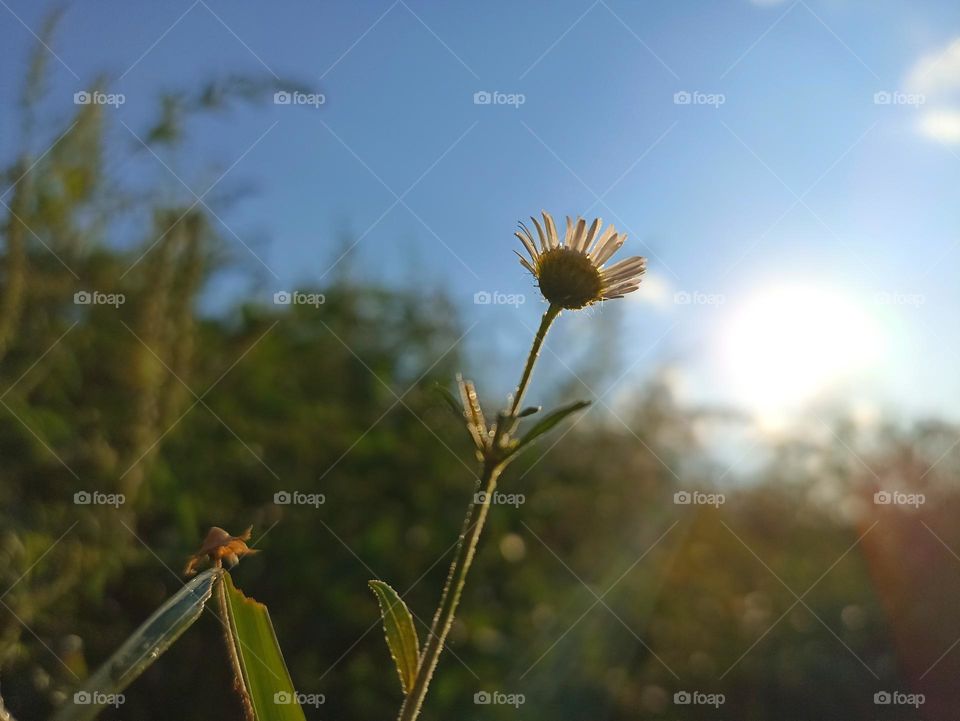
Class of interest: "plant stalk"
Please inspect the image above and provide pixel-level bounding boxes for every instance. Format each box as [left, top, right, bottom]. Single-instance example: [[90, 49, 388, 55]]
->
[[509, 303, 560, 418], [397, 460, 502, 721], [397, 304, 560, 721]]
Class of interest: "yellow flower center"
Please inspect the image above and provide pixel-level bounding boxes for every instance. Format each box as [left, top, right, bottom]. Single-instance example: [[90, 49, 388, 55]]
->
[[536, 248, 603, 309]]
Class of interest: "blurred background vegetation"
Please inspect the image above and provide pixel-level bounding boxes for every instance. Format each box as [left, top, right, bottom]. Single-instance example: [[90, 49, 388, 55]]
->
[[2, 23, 960, 721]]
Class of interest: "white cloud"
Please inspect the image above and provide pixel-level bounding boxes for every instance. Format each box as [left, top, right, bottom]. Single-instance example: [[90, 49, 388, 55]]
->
[[906, 39, 960, 95], [905, 38, 960, 143], [630, 270, 672, 309], [918, 110, 960, 143]]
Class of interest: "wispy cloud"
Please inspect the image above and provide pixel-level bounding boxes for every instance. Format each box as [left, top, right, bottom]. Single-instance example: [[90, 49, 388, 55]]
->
[[631, 270, 673, 309], [906, 38, 960, 143]]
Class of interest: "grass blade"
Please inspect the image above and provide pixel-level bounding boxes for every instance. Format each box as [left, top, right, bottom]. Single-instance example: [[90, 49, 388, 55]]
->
[[220, 572, 306, 721], [53, 568, 222, 721], [512, 400, 590, 453]]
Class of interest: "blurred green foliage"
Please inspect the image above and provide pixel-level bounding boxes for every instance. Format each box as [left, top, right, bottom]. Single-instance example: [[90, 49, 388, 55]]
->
[[2, 26, 960, 721]]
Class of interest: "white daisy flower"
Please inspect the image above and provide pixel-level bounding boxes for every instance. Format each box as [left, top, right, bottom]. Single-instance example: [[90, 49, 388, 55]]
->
[[515, 211, 646, 309]]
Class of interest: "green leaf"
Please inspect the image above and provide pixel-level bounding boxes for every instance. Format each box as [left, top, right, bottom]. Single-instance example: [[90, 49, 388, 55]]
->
[[368, 580, 420, 695], [517, 406, 541, 418], [512, 400, 591, 453], [220, 572, 306, 721], [434, 383, 463, 418], [53, 568, 222, 721]]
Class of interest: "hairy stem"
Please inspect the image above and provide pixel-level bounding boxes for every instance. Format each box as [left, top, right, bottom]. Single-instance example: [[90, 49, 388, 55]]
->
[[509, 303, 560, 418], [398, 305, 560, 721], [397, 461, 501, 721]]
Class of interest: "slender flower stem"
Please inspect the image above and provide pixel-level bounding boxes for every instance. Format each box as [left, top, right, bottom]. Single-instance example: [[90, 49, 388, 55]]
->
[[397, 461, 502, 721], [397, 305, 560, 721], [509, 303, 560, 418]]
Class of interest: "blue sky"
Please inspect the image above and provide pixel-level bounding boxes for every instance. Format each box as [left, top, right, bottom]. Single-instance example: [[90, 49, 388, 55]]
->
[[2, 0, 959, 425]]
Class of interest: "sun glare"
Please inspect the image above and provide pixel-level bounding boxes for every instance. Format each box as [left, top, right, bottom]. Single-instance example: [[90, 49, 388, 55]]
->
[[719, 284, 885, 425]]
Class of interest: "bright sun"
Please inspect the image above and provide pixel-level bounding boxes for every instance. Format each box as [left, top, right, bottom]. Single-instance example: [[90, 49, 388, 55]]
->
[[719, 284, 885, 423]]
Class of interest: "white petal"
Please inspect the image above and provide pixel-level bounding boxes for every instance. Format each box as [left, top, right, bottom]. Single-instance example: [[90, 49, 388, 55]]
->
[[590, 227, 618, 262], [601, 256, 645, 278], [572, 218, 587, 251], [515, 251, 536, 274], [582, 218, 602, 255], [564, 216, 575, 246], [515, 229, 538, 262], [530, 216, 549, 252], [601, 284, 640, 300], [602, 269, 644, 287], [542, 211, 559, 249]]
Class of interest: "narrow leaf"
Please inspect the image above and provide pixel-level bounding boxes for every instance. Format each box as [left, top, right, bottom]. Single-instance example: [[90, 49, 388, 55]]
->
[[517, 406, 541, 418], [53, 568, 222, 721], [368, 580, 420, 695], [513, 400, 591, 453], [220, 572, 306, 721], [434, 383, 463, 418]]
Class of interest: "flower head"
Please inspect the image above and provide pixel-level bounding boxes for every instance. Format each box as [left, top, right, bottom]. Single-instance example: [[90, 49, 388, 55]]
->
[[184, 526, 258, 576], [515, 211, 646, 309]]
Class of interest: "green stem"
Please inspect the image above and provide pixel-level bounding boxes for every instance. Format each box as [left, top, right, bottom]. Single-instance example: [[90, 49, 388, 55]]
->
[[397, 304, 560, 721], [397, 460, 502, 721], [509, 303, 560, 418]]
